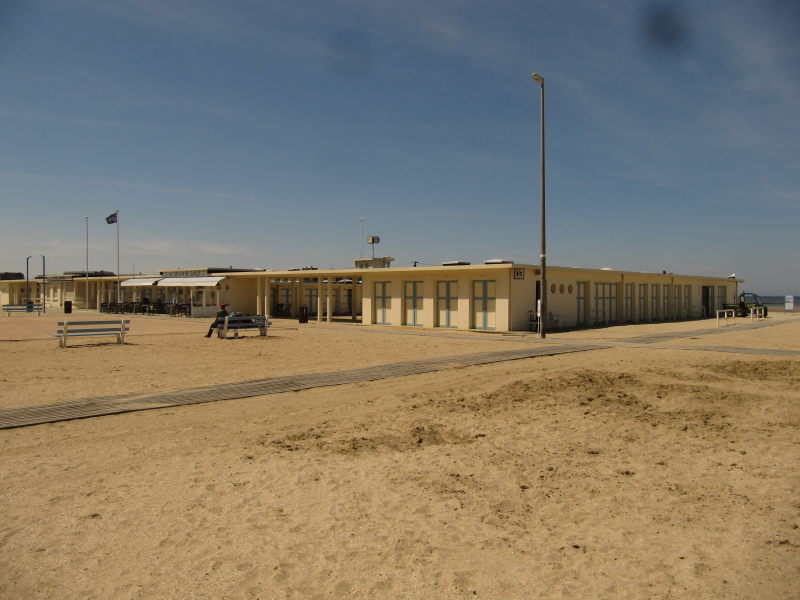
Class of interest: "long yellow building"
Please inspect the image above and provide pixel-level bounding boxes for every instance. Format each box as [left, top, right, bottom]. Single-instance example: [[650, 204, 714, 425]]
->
[[0, 261, 739, 331]]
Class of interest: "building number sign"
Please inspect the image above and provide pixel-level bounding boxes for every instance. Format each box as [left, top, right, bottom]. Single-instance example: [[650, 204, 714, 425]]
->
[[513, 268, 525, 280]]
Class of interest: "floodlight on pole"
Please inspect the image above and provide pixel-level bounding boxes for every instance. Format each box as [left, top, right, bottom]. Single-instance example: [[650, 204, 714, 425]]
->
[[531, 72, 547, 339]]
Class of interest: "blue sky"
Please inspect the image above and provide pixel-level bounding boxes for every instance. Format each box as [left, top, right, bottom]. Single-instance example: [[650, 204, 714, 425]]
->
[[1, 0, 798, 294]]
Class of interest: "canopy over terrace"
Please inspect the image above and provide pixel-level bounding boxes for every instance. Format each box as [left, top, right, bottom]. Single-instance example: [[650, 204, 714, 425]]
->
[[224, 269, 365, 321], [114, 275, 227, 317]]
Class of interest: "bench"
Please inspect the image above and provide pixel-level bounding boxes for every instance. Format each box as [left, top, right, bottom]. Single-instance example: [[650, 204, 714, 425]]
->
[[54, 319, 130, 348], [216, 315, 271, 339], [3, 303, 44, 316]]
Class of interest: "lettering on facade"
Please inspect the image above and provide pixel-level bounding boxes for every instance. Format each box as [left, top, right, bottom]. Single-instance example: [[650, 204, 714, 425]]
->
[[513, 268, 525, 280], [160, 269, 208, 278]]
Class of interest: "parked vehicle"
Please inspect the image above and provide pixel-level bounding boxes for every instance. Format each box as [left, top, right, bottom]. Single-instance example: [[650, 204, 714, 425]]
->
[[723, 291, 768, 317]]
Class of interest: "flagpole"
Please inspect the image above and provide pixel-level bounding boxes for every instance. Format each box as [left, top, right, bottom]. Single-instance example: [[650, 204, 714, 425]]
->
[[116, 210, 120, 303], [85, 216, 89, 310]]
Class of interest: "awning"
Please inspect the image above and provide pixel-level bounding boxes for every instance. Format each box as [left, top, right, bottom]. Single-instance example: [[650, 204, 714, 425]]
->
[[121, 278, 162, 287], [156, 276, 225, 287]]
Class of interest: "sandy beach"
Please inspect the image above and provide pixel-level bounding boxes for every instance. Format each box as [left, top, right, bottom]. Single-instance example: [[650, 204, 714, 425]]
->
[[1, 313, 798, 598]]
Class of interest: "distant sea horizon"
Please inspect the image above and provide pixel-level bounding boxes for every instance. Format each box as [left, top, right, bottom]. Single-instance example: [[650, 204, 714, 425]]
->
[[758, 295, 797, 305]]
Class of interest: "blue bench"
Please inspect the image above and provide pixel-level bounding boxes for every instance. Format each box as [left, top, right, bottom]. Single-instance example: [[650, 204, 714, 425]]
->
[[216, 315, 271, 339], [54, 319, 130, 348], [3, 303, 44, 316]]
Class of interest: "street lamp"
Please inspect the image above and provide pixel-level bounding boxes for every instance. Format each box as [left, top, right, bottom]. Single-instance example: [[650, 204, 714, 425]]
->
[[531, 73, 547, 339], [40, 255, 46, 314], [25, 255, 32, 305]]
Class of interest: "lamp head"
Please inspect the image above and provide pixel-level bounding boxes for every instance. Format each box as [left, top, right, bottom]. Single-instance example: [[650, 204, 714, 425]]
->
[[531, 73, 544, 84]]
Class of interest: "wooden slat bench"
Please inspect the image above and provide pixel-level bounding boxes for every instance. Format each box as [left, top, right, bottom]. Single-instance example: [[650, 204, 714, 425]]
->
[[216, 315, 271, 339], [54, 319, 130, 348], [3, 303, 44, 316]]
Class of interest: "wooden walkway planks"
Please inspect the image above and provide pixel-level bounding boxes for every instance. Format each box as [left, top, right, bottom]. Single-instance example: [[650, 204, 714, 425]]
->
[[0, 343, 605, 430]]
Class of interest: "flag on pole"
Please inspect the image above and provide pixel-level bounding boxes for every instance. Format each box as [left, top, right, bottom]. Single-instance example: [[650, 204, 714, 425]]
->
[[105, 212, 118, 224]]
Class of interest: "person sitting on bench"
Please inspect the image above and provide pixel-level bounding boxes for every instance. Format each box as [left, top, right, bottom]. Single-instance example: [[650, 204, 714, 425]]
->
[[205, 304, 229, 337]]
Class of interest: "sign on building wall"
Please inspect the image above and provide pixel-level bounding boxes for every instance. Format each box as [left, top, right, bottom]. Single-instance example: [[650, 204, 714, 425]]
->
[[160, 269, 208, 278], [513, 268, 525, 280]]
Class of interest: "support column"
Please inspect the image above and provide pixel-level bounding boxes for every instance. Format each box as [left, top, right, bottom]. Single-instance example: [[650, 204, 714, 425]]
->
[[457, 278, 471, 330], [363, 277, 374, 325], [257, 278, 264, 316], [326, 277, 333, 323], [317, 279, 323, 322], [351, 278, 357, 321], [422, 278, 435, 328]]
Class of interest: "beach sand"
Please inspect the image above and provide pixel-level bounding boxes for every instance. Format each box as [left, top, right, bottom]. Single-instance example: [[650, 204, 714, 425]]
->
[[1, 313, 798, 598]]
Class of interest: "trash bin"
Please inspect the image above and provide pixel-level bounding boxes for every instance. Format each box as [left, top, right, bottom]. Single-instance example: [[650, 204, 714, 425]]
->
[[64, 300, 73, 314], [298, 305, 309, 324]]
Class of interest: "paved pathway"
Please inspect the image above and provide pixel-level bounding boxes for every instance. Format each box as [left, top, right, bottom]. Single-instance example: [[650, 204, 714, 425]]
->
[[1, 319, 796, 430]]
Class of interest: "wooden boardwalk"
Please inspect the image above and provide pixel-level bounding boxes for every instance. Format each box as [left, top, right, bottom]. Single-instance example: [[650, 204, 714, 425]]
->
[[0, 343, 605, 429]]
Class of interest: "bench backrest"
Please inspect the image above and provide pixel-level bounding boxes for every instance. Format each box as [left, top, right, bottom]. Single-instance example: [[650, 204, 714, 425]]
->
[[3, 304, 44, 309], [55, 319, 130, 347], [57, 320, 130, 333], [225, 315, 268, 326]]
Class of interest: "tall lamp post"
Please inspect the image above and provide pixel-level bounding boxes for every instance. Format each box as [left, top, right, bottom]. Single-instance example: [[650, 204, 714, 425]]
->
[[25, 255, 32, 305], [531, 73, 547, 339], [40, 255, 46, 314]]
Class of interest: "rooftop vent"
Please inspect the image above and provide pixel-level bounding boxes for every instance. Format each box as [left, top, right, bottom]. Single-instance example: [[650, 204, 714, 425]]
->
[[442, 261, 471, 266]]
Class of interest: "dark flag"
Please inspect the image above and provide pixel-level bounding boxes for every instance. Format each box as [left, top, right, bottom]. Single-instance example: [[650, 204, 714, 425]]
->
[[105, 212, 118, 224]]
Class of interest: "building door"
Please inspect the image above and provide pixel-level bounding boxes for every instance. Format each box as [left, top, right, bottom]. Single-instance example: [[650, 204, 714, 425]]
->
[[437, 281, 457, 328], [651, 284, 660, 320], [594, 282, 617, 325], [684, 285, 692, 318], [624, 283, 634, 322], [374, 282, 391, 325], [576, 282, 587, 326], [280, 288, 292, 316], [343, 288, 352, 315], [638, 284, 647, 321], [673, 285, 681, 320], [404, 281, 423, 326], [472, 280, 496, 330], [305, 288, 318, 316], [701, 286, 712, 317]]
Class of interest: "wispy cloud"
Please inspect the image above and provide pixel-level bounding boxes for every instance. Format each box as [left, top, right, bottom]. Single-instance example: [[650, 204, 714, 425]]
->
[[0, 170, 233, 201], [127, 237, 250, 257], [0, 106, 137, 129]]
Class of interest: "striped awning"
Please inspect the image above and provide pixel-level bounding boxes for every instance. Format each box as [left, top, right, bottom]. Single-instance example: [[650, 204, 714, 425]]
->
[[121, 278, 162, 287], [156, 276, 225, 287]]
